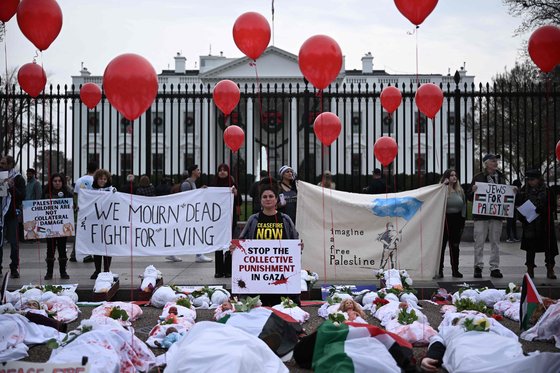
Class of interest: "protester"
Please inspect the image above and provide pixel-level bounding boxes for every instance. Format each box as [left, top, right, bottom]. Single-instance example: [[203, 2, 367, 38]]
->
[[119, 174, 136, 194], [234, 182, 300, 306], [90, 169, 115, 279], [43, 173, 73, 280], [434, 169, 466, 279], [135, 175, 156, 196], [506, 179, 522, 243], [25, 168, 42, 201], [468, 154, 514, 279], [364, 168, 386, 194], [175, 164, 212, 263], [0, 155, 26, 278], [278, 165, 297, 224], [249, 170, 269, 214], [515, 169, 558, 279], [317, 170, 336, 189], [71, 160, 98, 263], [212, 164, 241, 278], [155, 177, 174, 196]]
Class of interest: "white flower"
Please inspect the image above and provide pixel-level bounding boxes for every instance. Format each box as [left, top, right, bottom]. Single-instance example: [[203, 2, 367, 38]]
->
[[405, 277, 413, 286], [400, 270, 409, 278]]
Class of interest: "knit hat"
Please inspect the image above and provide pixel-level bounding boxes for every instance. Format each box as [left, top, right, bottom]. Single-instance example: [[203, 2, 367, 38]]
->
[[278, 165, 293, 178]]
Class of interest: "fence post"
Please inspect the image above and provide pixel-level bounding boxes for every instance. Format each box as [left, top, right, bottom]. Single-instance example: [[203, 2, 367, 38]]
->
[[453, 71, 462, 174]]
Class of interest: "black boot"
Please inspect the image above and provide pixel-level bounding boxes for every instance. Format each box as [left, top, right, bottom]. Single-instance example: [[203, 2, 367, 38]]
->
[[59, 259, 70, 279], [450, 245, 462, 278], [547, 265, 557, 280], [527, 265, 535, 278], [44, 259, 55, 280]]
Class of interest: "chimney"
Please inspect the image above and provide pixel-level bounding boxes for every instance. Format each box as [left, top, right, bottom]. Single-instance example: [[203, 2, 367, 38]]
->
[[80, 62, 91, 77], [174, 52, 186, 74], [361, 52, 373, 74]]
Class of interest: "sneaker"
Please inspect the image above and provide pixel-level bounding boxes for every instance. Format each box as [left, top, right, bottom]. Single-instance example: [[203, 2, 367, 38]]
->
[[490, 269, 503, 278], [474, 267, 482, 278], [83, 255, 94, 263], [165, 255, 183, 262], [195, 254, 213, 263], [514, 238, 521, 242]]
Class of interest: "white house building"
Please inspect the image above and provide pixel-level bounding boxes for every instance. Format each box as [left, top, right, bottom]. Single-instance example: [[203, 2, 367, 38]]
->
[[71, 46, 475, 183]]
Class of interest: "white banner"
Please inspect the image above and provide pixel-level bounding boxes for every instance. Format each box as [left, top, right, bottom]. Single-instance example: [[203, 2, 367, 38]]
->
[[472, 182, 515, 218], [22, 198, 75, 239], [297, 181, 447, 281], [76, 188, 233, 257], [231, 239, 301, 294]]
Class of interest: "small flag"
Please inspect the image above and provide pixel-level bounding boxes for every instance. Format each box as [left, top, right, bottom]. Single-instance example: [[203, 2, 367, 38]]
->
[[475, 194, 486, 202], [504, 195, 515, 203], [520, 273, 543, 331]]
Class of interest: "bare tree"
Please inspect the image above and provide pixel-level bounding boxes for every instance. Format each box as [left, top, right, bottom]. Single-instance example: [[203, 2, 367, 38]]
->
[[503, 0, 560, 34], [0, 68, 60, 167], [478, 60, 559, 179]]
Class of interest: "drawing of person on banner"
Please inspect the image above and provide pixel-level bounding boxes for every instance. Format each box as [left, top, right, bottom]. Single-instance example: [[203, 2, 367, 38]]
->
[[378, 222, 402, 269], [371, 197, 422, 269]]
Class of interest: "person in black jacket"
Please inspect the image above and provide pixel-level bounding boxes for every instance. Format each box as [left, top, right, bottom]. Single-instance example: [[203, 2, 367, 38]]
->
[[516, 169, 558, 279], [0, 155, 26, 278], [43, 173, 73, 280], [364, 168, 386, 194]]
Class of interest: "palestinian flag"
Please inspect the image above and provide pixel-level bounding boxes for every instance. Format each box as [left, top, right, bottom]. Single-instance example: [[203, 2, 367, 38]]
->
[[218, 306, 302, 356], [305, 321, 413, 373], [520, 273, 544, 331]]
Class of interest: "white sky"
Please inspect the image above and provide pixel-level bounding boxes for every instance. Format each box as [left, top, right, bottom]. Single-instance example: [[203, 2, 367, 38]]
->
[[3, 0, 526, 86]]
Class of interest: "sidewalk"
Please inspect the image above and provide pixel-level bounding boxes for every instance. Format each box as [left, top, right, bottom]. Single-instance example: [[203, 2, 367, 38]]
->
[[4, 239, 559, 300]]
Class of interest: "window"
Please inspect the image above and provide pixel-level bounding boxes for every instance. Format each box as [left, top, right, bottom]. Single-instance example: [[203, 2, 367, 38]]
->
[[382, 112, 393, 133], [352, 153, 361, 174], [120, 118, 132, 134], [87, 113, 99, 134], [152, 112, 164, 134], [87, 153, 100, 164], [152, 154, 164, 176], [448, 112, 456, 134], [184, 111, 194, 134], [414, 153, 427, 174], [120, 153, 132, 175], [414, 112, 427, 133], [351, 112, 361, 133]]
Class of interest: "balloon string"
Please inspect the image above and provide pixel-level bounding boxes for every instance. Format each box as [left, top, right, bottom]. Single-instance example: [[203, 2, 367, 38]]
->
[[414, 25, 425, 281], [129, 123, 134, 305]]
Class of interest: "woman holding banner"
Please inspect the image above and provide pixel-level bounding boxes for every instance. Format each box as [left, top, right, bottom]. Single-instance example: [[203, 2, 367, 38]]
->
[[212, 164, 241, 278], [434, 169, 466, 279], [234, 181, 300, 306], [43, 173, 73, 280], [90, 169, 115, 279], [516, 169, 558, 279]]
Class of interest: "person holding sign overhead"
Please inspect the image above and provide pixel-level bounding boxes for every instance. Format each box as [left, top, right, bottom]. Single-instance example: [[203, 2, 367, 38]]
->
[[234, 181, 300, 306], [515, 169, 558, 279], [468, 154, 517, 279], [43, 173, 73, 280]]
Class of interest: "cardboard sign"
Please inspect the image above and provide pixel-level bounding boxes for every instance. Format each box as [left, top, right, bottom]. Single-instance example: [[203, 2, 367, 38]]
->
[[472, 182, 515, 218], [22, 198, 75, 239], [0, 361, 90, 372], [231, 239, 301, 294]]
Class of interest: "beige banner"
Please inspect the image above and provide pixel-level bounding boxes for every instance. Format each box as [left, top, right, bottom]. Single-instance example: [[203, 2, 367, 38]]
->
[[296, 182, 447, 281]]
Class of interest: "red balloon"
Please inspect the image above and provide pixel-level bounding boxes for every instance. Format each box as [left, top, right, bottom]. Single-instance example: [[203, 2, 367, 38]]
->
[[394, 0, 438, 26], [224, 125, 245, 152], [374, 136, 398, 166], [16, 0, 63, 51], [17, 62, 46, 98], [415, 83, 443, 119], [80, 83, 102, 110], [233, 12, 271, 60], [380, 86, 402, 113], [213, 80, 240, 116], [0, 0, 20, 23], [313, 112, 341, 146], [556, 140, 560, 161], [103, 53, 158, 121], [299, 35, 342, 90], [528, 25, 560, 73]]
